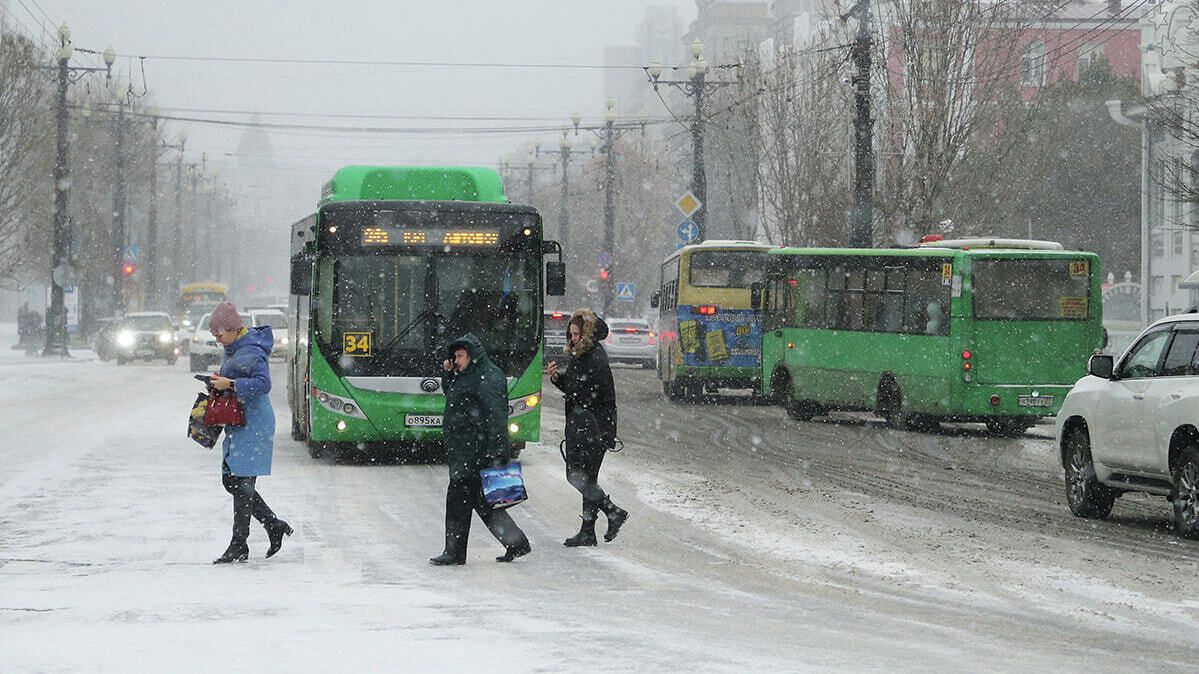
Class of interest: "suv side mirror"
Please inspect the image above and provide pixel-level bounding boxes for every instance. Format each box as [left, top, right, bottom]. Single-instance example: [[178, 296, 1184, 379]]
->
[[649, 290, 660, 309], [1088, 353, 1114, 379], [546, 261, 566, 296]]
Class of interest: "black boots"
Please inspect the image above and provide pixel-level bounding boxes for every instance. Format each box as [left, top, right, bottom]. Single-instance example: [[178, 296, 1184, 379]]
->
[[496, 541, 532, 563], [600, 497, 628, 542], [213, 541, 249, 564], [429, 552, 466, 566], [265, 519, 293, 559], [563, 515, 598, 547]]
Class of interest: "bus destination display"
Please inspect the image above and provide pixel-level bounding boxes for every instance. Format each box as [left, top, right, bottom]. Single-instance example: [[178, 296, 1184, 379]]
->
[[361, 226, 500, 248]]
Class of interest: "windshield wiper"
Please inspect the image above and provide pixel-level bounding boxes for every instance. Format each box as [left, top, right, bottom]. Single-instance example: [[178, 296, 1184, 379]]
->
[[376, 308, 446, 355]]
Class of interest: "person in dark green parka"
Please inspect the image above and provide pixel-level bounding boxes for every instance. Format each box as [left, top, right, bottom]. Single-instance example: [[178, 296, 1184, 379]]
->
[[429, 333, 531, 565]]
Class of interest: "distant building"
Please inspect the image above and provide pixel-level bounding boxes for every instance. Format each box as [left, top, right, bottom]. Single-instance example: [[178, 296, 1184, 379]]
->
[[1108, 0, 1199, 326]]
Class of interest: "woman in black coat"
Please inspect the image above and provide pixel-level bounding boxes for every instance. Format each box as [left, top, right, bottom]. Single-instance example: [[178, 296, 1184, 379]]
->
[[546, 309, 629, 546]]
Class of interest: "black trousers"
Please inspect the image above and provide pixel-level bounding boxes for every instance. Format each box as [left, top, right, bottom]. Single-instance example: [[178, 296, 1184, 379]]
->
[[222, 473, 278, 545], [444, 473, 528, 558], [564, 409, 608, 517]]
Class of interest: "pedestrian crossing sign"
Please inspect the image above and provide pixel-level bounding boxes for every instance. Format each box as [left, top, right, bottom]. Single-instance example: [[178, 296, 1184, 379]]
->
[[616, 282, 635, 302]]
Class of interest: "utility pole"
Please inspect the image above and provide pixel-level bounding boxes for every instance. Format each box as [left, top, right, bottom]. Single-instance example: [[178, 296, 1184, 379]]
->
[[849, 0, 874, 248], [690, 69, 707, 241], [603, 116, 617, 316]]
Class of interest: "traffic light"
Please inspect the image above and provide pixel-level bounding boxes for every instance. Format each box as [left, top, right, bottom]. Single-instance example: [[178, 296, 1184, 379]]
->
[[122, 263, 136, 277], [599, 268, 609, 280]]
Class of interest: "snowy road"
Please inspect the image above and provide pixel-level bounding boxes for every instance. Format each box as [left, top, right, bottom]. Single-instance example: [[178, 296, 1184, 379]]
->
[[2, 333, 1197, 672]]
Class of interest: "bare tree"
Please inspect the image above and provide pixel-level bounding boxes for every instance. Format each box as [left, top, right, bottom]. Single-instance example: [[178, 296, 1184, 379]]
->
[[0, 33, 52, 286], [872, 0, 1029, 244], [735, 43, 853, 246]]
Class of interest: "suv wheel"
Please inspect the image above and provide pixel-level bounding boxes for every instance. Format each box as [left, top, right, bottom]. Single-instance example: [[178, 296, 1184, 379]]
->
[[1172, 446, 1199, 539], [1064, 425, 1115, 519]]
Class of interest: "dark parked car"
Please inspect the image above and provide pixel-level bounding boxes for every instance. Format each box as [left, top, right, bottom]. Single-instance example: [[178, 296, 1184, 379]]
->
[[108, 312, 181, 365]]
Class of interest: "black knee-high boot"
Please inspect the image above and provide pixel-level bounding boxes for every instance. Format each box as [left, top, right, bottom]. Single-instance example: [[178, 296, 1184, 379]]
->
[[599, 496, 628, 542], [564, 502, 599, 547]]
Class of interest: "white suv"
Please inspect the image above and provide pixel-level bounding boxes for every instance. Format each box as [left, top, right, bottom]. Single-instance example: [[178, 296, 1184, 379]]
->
[[1056, 313, 1199, 538]]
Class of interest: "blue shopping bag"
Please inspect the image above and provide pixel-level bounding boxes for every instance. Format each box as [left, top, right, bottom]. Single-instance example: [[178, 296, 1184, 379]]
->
[[480, 461, 528, 509]]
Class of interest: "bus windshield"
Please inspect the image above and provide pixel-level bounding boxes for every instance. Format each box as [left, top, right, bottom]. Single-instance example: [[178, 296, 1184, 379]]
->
[[688, 250, 767, 288], [972, 258, 1091, 321], [317, 252, 540, 376]]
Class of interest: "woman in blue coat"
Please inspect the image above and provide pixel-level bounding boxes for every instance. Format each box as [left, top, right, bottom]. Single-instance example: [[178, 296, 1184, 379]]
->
[[207, 302, 292, 564]]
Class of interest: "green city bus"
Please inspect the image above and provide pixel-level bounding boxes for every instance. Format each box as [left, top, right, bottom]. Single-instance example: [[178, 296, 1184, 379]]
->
[[287, 165, 565, 458], [759, 238, 1104, 436], [651, 240, 774, 400]]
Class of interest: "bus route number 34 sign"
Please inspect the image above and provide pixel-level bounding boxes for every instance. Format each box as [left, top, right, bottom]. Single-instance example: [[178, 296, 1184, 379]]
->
[[343, 331, 373, 357]]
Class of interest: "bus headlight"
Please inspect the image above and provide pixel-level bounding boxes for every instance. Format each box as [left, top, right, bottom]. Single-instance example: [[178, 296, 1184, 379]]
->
[[508, 423, 520, 434], [507, 392, 541, 418], [336, 420, 347, 431], [117, 330, 136, 347], [311, 386, 368, 420]]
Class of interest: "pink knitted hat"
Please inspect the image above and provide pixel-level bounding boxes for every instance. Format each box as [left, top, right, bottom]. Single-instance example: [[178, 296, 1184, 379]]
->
[[208, 301, 243, 333]]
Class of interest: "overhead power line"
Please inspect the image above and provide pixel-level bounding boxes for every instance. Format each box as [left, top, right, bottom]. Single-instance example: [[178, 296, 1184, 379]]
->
[[70, 105, 670, 136], [90, 51, 657, 70]]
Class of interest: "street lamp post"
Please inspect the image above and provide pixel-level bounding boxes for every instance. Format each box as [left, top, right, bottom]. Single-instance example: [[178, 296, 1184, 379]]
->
[[42, 25, 114, 357], [647, 39, 730, 244], [536, 128, 576, 259], [523, 140, 555, 205], [111, 99, 128, 315], [590, 97, 645, 316], [164, 132, 186, 303]]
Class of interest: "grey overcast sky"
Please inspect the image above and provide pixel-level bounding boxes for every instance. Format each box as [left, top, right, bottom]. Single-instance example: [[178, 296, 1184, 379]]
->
[[8, 0, 693, 221]]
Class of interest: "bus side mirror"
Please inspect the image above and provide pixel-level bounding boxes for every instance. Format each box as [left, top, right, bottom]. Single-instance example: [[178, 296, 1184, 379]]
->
[[750, 282, 763, 310], [546, 261, 566, 296], [650, 291, 660, 309], [1088, 354, 1114, 379], [290, 255, 311, 296]]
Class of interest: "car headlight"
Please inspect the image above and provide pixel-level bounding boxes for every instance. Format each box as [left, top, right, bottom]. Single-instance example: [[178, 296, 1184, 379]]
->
[[281, 335, 289, 345], [158, 331, 172, 343], [117, 330, 136, 347], [182, 319, 193, 328]]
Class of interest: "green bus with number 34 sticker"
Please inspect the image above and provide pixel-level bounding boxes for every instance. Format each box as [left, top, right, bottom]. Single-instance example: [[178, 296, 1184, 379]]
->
[[287, 166, 565, 459]]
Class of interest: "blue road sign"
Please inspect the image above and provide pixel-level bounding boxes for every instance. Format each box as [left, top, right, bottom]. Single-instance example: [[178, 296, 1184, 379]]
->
[[122, 245, 139, 263], [677, 220, 698, 243], [616, 282, 635, 302]]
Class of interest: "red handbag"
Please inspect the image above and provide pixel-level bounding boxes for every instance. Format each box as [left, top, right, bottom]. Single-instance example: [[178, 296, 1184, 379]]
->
[[203, 389, 246, 427]]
